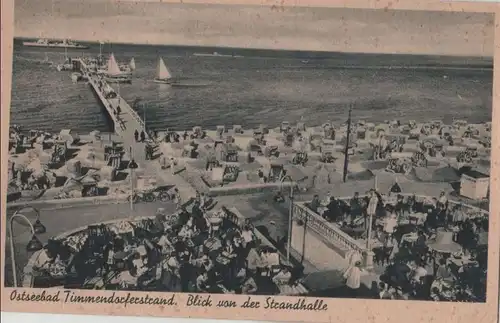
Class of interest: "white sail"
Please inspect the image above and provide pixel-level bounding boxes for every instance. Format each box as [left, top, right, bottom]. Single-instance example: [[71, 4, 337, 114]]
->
[[107, 53, 122, 76], [156, 57, 172, 80], [129, 58, 136, 71]]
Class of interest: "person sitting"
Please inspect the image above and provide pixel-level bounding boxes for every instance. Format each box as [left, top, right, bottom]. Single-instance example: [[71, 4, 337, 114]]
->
[[241, 225, 254, 248], [378, 282, 392, 299], [246, 246, 264, 277], [196, 270, 211, 293], [111, 262, 138, 290], [323, 196, 341, 223], [222, 239, 237, 259], [386, 259, 412, 292], [32, 243, 56, 273], [410, 260, 428, 285], [272, 266, 292, 286], [307, 195, 321, 214], [199, 255, 214, 272], [435, 258, 454, 283], [178, 224, 195, 239], [241, 275, 258, 294]]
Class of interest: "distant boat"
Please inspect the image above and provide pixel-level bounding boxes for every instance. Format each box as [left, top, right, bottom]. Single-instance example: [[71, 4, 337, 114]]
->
[[104, 53, 132, 84], [23, 38, 89, 49], [153, 57, 174, 84], [193, 51, 243, 58]]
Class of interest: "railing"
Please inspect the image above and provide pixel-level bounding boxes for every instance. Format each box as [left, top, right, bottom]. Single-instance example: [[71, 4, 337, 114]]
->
[[293, 194, 489, 268], [293, 202, 367, 256]]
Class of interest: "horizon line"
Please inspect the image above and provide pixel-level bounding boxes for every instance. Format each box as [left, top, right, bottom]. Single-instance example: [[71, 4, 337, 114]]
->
[[13, 36, 494, 60]]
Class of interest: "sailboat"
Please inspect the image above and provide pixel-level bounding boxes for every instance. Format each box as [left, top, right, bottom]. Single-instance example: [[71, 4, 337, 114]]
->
[[153, 57, 174, 84], [104, 53, 132, 84]]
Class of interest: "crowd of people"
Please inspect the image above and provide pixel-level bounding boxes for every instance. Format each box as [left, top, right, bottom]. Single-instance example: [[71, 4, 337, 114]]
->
[[306, 189, 488, 301], [29, 194, 298, 295]]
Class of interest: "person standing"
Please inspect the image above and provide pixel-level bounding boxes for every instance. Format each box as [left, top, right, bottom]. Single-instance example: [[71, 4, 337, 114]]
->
[[140, 130, 146, 142], [174, 188, 182, 210], [170, 157, 176, 175], [134, 129, 139, 142], [343, 261, 362, 298]]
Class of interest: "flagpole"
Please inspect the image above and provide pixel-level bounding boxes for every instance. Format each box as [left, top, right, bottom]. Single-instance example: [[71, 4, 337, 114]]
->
[[342, 106, 353, 183]]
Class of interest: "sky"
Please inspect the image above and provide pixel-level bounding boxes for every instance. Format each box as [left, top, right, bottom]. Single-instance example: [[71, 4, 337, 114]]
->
[[13, 0, 495, 56]]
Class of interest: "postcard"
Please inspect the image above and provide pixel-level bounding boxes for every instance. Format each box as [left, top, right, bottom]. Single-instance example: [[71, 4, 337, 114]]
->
[[1, 0, 499, 323]]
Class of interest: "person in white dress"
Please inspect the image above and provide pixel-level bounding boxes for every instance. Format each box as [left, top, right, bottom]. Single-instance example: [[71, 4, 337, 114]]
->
[[343, 261, 362, 297]]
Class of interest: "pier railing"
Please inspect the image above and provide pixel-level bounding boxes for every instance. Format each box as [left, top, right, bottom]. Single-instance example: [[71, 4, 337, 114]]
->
[[76, 58, 147, 136], [292, 201, 367, 258]]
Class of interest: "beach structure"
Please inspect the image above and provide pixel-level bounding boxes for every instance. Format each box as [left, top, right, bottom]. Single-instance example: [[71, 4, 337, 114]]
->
[[460, 169, 490, 200]]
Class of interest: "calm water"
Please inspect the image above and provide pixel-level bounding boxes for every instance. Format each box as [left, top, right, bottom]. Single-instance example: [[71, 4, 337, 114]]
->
[[9, 40, 494, 133]]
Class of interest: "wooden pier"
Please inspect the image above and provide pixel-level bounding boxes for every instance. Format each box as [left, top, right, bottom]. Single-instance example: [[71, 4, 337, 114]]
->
[[74, 58, 148, 163]]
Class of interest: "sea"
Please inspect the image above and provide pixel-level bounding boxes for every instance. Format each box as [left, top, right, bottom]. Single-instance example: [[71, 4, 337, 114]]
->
[[9, 39, 494, 133]]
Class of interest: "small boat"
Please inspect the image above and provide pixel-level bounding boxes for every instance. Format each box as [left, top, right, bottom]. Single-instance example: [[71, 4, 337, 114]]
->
[[153, 57, 174, 84], [23, 38, 89, 49], [104, 53, 132, 84]]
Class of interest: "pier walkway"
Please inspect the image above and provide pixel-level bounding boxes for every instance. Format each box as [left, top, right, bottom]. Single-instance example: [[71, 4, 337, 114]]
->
[[75, 59, 196, 201]]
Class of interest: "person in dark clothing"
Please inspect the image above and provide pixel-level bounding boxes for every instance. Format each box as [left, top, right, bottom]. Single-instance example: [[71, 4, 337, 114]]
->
[[134, 129, 139, 142], [324, 197, 341, 222], [183, 131, 189, 141], [140, 130, 146, 142], [349, 192, 362, 221], [385, 260, 411, 291], [116, 105, 121, 115], [414, 231, 428, 260]]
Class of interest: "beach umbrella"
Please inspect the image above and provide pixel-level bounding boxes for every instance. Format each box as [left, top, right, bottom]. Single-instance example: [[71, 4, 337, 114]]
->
[[426, 230, 462, 254]]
